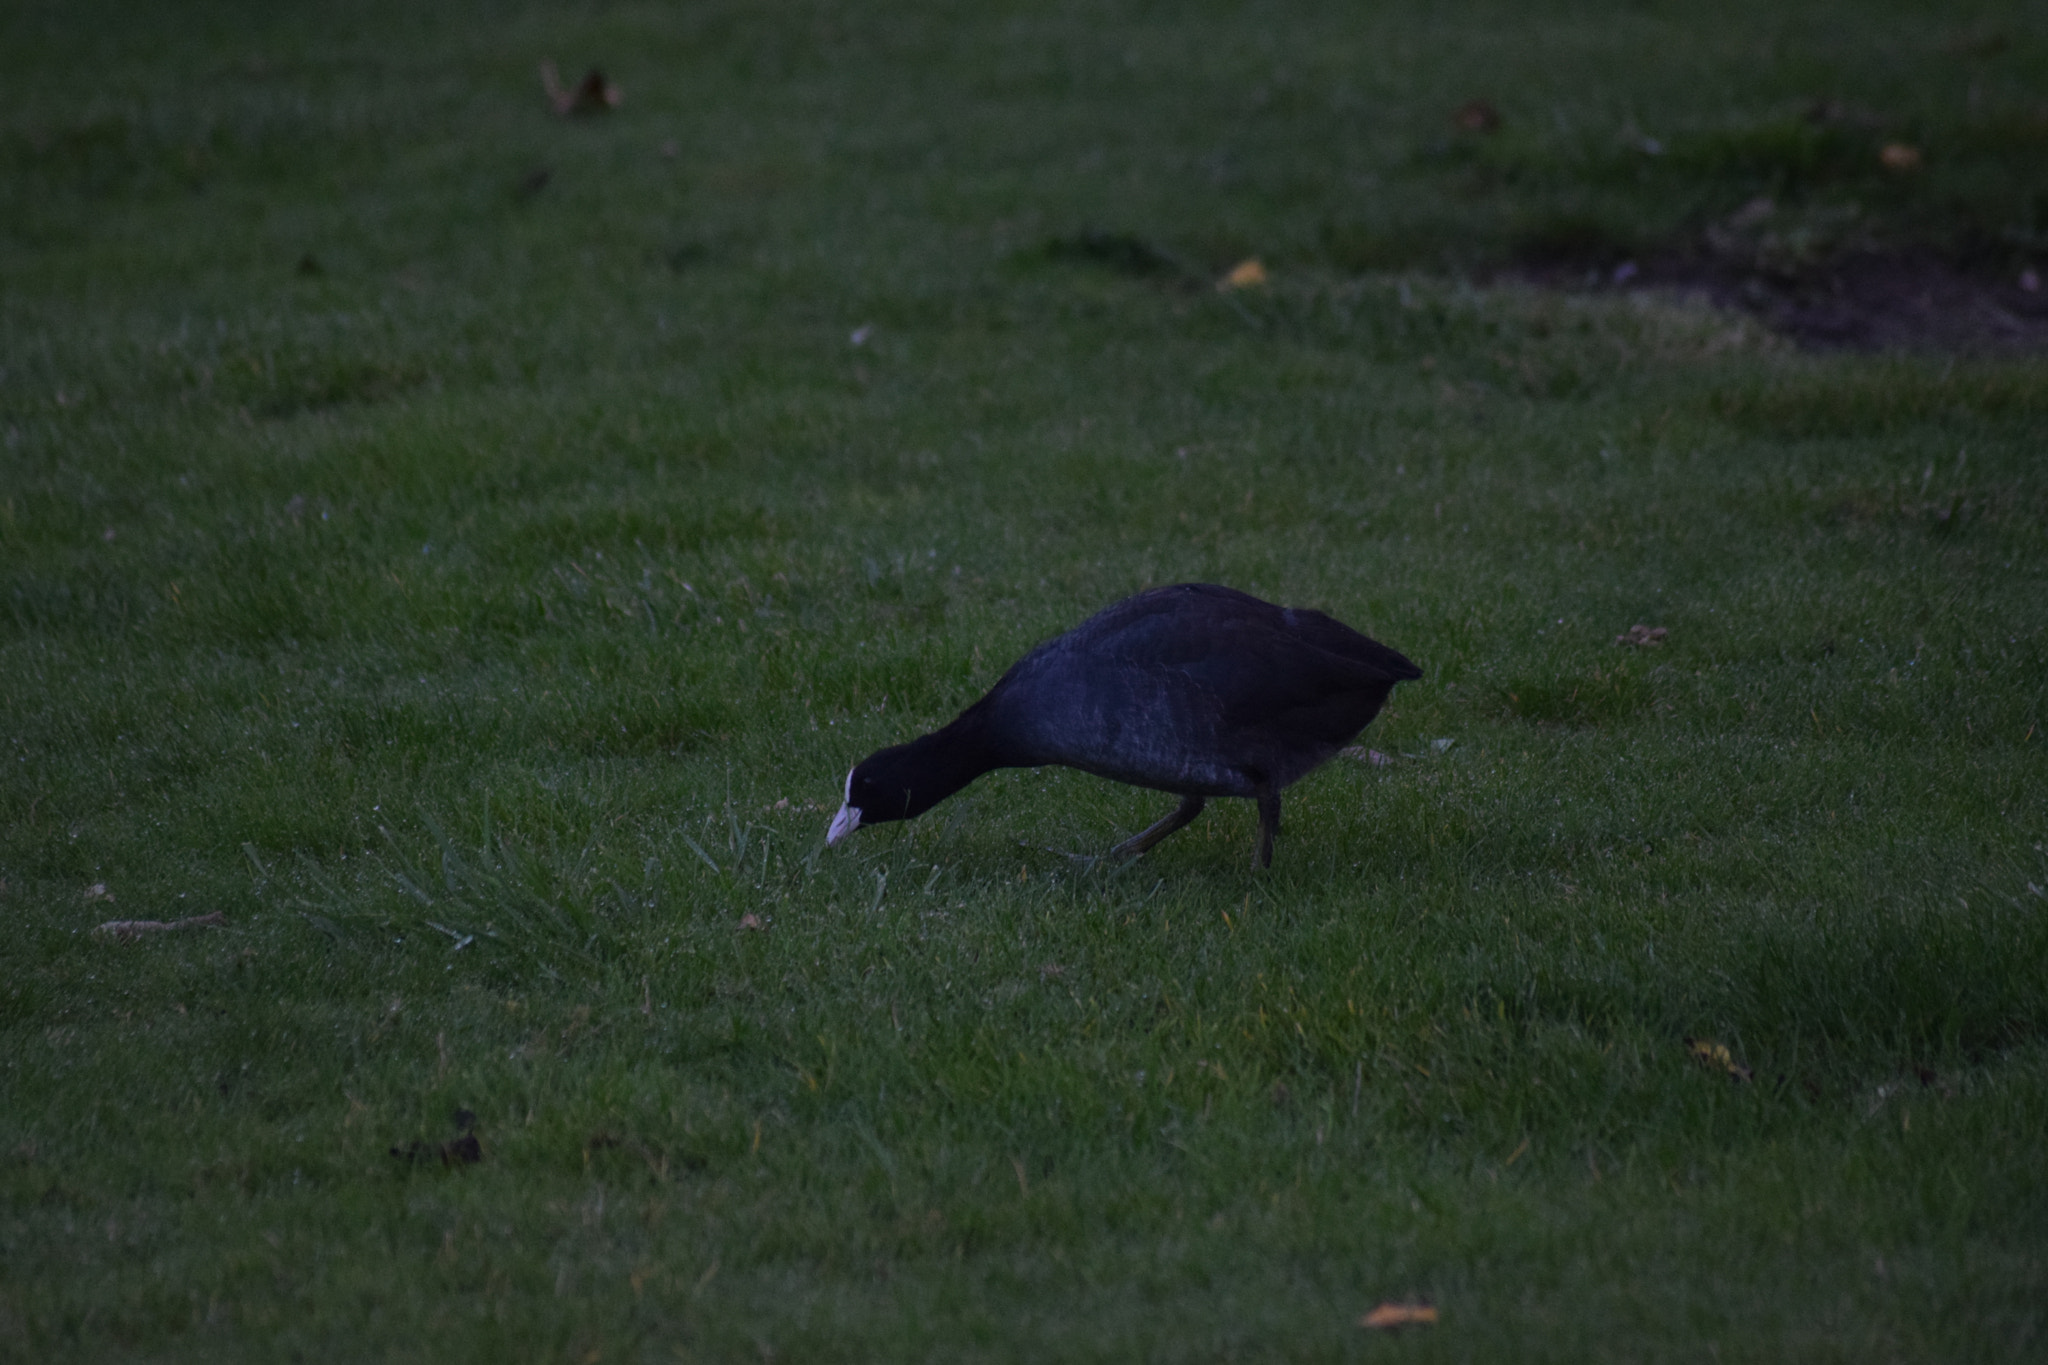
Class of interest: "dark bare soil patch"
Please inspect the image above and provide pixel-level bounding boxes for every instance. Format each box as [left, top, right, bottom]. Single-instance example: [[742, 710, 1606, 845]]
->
[[1519, 247, 2048, 353]]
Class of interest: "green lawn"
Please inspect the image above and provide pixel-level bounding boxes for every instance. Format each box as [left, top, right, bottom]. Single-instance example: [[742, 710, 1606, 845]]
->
[[4, 1, 2046, 1359]]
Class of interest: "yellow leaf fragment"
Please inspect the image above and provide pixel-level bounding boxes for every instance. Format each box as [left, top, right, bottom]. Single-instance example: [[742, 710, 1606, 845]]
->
[[1360, 1302, 1439, 1330], [1684, 1036, 1753, 1082], [1218, 258, 1268, 291]]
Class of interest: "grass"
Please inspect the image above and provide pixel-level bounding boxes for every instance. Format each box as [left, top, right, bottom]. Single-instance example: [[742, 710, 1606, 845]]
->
[[4, 0, 2047, 1359]]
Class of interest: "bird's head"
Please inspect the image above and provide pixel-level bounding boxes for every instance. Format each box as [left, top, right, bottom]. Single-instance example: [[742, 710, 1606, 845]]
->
[[825, 747, 930, 845]]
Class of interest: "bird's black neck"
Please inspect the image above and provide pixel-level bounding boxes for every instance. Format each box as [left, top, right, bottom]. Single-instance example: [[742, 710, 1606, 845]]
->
[[870, 704, 1013, 820]]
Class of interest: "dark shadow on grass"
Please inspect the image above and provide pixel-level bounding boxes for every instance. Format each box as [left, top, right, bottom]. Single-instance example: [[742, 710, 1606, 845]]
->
[[201, 350, 431, 419], [1509, 228, 2048, 354], [1500, 665, 1653, 727], [1710, 357, 2048, 436], [1031, 230, 1204, 286]]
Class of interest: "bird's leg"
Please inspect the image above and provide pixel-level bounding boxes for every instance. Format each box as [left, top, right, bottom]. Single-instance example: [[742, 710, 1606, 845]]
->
[[1253, 789, 1282, 869], [1112, 795, 1206, 859]]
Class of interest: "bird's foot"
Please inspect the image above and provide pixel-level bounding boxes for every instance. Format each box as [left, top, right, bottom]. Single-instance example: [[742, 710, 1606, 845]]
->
[[1112, 795, 1207, 860]]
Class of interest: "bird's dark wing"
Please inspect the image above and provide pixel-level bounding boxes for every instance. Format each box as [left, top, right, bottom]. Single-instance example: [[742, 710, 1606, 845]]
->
[[1181, 625, 1392, 732], [1269, 606, 1422, 683], [1082, 585, 1417, 693]]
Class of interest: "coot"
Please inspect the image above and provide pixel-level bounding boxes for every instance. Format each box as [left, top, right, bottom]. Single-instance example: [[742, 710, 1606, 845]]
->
[[826, 583, 1421, 868]]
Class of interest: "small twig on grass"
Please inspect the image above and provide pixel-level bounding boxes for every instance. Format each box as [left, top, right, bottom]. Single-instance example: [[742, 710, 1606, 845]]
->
[[92, 912, 225, 942]]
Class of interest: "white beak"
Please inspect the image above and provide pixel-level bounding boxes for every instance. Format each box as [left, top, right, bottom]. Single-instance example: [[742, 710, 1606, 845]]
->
[[826, 803, 861, 846]]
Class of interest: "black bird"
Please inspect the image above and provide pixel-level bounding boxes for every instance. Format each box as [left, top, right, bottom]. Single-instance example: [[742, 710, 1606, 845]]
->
[[826, 583, 1421, 867]]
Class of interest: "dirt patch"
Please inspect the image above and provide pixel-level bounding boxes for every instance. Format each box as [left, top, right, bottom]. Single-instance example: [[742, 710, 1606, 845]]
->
[[1518, 247, 2048, 354]]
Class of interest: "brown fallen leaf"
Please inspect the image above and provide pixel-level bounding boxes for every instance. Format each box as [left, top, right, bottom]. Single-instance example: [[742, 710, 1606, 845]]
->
[[1615, 624, 1668, 647], [1453, 98, 1501, 133], [1218, 258, 1268, 291], [93, 911, 225, 942], [541, 61, 622, 116], [1684, 1036, 1753, 1083], [1879, 142, 1922, 172], [1360, 1302, 1439, 1329]]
